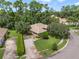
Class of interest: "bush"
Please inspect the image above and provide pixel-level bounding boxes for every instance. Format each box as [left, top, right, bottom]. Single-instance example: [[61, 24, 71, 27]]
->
[[16, 33, 25, 56], [39, 32, 49, 39], [52, 43, 58, 51], [15, 21, 31, 34], [0, 45, 3, 48], [48, 22, 70, 39]]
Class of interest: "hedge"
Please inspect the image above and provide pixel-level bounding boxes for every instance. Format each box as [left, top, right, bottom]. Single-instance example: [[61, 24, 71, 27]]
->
[[16, 33, 25, 56], [39, 32, 49, 39]]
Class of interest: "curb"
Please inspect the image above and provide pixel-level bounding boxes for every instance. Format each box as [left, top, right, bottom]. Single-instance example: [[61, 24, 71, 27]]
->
[[50, 39, 69, 56], [39, 39, 63, 53], [57, 39, 64, 45]]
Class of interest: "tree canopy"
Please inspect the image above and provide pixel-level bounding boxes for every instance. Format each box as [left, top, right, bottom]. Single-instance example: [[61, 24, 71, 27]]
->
[[0, 0, 56, 34], [55, 5, 79, 23]]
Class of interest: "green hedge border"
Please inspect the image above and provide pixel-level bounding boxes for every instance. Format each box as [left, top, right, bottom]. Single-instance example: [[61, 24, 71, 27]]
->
[[16, 33, 25, 56]]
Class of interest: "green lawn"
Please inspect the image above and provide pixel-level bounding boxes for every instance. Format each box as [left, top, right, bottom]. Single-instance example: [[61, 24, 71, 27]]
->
[[34, 36, 60, 56], [0, 48, 4, 59], [8, 30, 18, 38], [34, 36, 67, 57], [35, 36, 60, 51]]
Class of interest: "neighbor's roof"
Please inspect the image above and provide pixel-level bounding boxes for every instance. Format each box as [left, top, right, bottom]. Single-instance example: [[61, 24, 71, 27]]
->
[[30, 23, 48, 34], [0, 28, 8, 38]]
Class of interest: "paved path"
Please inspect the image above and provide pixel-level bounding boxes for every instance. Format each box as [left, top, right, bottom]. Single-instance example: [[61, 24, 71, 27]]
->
[[3, 39, 16, 59], [47, 30, 79, 59], [24, 38, 42, 59]]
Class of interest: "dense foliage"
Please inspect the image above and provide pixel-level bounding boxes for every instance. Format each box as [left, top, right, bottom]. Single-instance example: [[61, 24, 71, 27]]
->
[[0, 0, 56, 33], [47, 22, 69, 39], [55, 5, 79, 26], [15, 21, 31, 34]]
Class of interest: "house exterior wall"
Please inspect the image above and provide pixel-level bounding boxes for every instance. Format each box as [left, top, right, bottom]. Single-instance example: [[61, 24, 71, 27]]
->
[[0, 38, 4, 46], [0, 31, 8, 46]]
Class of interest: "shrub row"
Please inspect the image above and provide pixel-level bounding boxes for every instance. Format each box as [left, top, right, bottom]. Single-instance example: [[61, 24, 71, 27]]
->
[[16, 33, 25, 56]]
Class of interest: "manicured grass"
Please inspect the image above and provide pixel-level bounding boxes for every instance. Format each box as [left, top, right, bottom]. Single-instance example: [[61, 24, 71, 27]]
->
[[35, 36, 67, 57], [8, 30, 17, 38], [34, 36, 60, 56], [35, 36, 60, 51], [0, 48, 4, 59]]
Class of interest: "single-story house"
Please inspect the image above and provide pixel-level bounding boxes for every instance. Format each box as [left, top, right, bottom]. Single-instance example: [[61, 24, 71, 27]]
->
[[30, 23, 48, 34], [0, 28, 8, 46]]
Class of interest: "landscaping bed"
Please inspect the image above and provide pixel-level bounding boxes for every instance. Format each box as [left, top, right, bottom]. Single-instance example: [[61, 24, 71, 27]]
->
[[34, 36, 60, 56], [58, 39, 67, 49], [34, 36, 67, 57]]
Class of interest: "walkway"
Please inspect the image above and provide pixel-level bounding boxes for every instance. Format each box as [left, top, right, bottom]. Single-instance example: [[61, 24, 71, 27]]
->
[[47, 30, 79, 59], [24, 38, 42, 59], [3, 38, 16, 59]]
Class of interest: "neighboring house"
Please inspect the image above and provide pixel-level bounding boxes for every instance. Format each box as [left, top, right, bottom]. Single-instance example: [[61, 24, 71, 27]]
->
[[0, 28, 8, 46], [59, 18, 67, 24], [51, 15, 59, 19], [30, 23, 48, 34], [51, 15, 68, 24]]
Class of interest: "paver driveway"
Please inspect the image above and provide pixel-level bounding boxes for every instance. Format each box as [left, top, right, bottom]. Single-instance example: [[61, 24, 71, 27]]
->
[[47, 30, 79, 59], [24, 38, 42, 59], [3, 38, 16, 59]]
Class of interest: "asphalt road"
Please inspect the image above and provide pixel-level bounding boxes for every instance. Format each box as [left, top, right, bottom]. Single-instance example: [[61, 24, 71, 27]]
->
[[47, 30, 79, 59]]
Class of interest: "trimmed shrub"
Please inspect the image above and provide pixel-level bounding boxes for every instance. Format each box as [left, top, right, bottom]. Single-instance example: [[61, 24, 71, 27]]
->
[[52, 43, 58, 51], [39, 32, 49, 39], [16, 33, 25, 56]]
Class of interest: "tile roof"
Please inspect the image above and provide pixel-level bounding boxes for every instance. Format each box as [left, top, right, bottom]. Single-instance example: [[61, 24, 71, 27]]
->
[[30, 23, 47, 34]]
